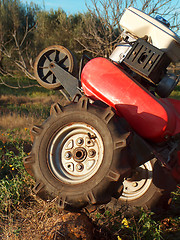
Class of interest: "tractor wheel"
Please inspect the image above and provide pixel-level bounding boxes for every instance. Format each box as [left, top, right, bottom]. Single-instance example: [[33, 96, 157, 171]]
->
[[34, 45, 78, 90], [109, 158, 177, 214], [24, 97, 131, 211]]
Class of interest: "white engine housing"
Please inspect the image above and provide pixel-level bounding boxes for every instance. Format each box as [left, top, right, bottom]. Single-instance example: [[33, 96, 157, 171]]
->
[[120, 7, 180, 63]]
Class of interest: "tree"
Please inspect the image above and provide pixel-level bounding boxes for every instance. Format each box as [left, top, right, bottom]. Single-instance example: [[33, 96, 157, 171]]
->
[[75, 0, 180, 57], [34, 9, 84, 57], [0, 0, 39, 88]]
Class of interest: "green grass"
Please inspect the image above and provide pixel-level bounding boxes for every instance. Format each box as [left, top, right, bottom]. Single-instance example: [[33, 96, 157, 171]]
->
[[0, 136, 32, 213], [93, 191, 180, 240], [0, 76, 57, 97], [1, 102, 50, 119], [170, 85, 180, 100]]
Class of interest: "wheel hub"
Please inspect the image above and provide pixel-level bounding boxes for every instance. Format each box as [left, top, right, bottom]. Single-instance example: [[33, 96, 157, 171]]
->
[[73, 147, 87, 162], [48, 123, 104, 184]]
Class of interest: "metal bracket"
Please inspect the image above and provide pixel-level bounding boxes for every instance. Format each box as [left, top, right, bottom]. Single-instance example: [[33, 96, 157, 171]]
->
[[49, 62, 82, 99]]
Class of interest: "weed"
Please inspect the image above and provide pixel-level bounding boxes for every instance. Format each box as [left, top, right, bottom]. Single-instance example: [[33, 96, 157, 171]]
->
[[0, 137, 33, 213]]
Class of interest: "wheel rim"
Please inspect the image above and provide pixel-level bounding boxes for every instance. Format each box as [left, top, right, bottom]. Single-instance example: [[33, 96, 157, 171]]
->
[[120, 161, 153, 201], [34, 46, 75, 88], [48, 123, 104, 184]]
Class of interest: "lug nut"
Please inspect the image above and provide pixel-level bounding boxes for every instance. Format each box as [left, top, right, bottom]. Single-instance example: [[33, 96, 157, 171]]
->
[[65, 152, 71, 159], [76, 163, 84, 172], [88, 149, 96, 158], [132, 182, 138, 187], [76, 138, 84, 145]]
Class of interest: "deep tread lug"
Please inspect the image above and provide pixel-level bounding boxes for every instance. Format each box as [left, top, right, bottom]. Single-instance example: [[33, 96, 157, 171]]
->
[[72, 94, 82, 103], [107, 170, 120, 181], [87, 191, 97, 204], [23, 154, 35, 176], [114, 132, 131, 149], [50, 103, 63, 115], [114, 140, 126, 149], [33, 181, 45, 194], [102, 107, 114, 124], [78, 96, 89, 110], [58, 196, 66, 209], [31, 125, 42, 137]]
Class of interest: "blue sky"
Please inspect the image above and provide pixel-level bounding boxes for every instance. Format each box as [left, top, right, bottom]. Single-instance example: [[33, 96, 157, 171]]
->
[[21, 0, 93, 14], [21, 0, 180, 15]]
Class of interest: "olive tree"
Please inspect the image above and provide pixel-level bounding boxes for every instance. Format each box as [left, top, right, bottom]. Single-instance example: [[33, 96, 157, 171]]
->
[[75, 0, 180, 57], [0, 0, 38, 88]]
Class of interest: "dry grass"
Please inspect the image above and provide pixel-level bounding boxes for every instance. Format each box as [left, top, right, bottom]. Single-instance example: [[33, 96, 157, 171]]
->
[[0, 113, 43, 141], [0, 195, 97, 240], [0, 113, 39, 129], [0, 94, 68, 141], [0, 94, 67, 110]]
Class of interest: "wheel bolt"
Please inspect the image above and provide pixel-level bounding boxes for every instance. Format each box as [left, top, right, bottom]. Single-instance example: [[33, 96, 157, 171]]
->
[[132, 182, 138, 187], [77, 138, 84, 145], [76, 163, 84, 172], [88, 149, 96, 158], [65, 152, 71, 159]]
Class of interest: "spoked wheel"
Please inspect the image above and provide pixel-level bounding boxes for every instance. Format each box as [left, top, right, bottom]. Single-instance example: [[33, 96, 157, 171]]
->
[[24, 97, 131, 211], [34, 45, 77, 89]]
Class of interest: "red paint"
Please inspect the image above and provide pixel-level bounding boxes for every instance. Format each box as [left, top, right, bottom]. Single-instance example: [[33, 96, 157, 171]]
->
[[160, 98, 180, 136], [81, 57, 180, 142]]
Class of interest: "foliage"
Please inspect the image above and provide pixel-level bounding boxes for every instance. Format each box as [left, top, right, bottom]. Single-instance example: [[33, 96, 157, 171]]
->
[[94, 209, 163, 240], [0, 0, 39, 79], [170, 84, 180, 100], [0, 132, 32, 213]]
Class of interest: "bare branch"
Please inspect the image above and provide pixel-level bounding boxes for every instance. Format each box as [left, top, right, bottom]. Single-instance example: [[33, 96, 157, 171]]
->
[[0, 76, 40, 89]]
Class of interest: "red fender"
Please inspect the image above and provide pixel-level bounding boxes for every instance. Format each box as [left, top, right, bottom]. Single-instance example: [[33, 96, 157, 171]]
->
[[81, 57, 180, 142]]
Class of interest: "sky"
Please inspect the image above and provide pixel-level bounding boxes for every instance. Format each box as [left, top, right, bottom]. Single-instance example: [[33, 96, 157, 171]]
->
[[21, 0, 180, 17], [21, 0, 93, 14]]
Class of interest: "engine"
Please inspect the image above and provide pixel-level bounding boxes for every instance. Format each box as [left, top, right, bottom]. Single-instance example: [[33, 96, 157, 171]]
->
[[109, 7, 180, 98]]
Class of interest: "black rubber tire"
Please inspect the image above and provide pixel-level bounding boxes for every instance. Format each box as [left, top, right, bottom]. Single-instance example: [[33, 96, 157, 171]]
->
[[107, 158, 177, 215], [24, 97, 131, 211]]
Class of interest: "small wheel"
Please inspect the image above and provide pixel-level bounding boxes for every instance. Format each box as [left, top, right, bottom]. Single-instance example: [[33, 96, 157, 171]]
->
[[24, 97, 131, 211], [118, 158, 177, 214], [34, 45, 77, 90], [121, 161, 153, 202]]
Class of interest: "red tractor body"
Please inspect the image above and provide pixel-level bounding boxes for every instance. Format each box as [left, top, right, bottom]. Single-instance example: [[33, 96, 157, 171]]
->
[[81, 57, 180, 182], [81, 57, 180, 142]]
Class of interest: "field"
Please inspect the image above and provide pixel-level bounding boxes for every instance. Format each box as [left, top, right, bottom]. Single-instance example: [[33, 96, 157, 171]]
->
[[0, 77, 180, 240]]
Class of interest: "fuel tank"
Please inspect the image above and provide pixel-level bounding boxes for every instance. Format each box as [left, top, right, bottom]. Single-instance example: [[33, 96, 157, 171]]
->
[[81, 57, 180, 142]]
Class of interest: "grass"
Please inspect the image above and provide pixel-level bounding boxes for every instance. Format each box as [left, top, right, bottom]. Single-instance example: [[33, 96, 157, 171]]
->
[[0, 78, 68, 141], [0, 137, 32, 213], [169, 84, 180, 100], [0, 76, 180, 239]]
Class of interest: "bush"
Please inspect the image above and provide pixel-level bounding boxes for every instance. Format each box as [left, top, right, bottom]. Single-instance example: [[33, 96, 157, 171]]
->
[[0, 134, 33, 213]]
